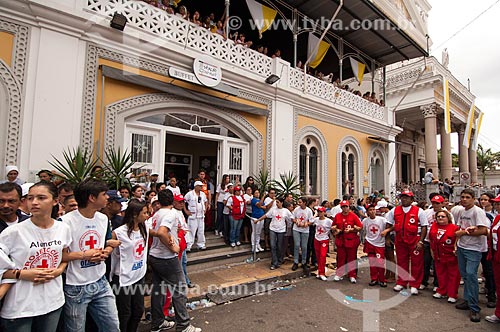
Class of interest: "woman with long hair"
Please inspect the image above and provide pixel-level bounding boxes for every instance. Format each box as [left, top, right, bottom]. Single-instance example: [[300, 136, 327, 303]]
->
[[215, 174, 230, 237], [110, 199, 150, 332], [0, 181, 71, 331]]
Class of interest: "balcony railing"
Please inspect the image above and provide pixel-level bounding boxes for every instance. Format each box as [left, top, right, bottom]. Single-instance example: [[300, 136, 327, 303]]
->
[[86, 0, 385, 120]]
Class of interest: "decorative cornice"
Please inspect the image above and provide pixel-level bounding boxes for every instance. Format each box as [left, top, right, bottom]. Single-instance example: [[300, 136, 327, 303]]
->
[[0, 19, 29, 86]]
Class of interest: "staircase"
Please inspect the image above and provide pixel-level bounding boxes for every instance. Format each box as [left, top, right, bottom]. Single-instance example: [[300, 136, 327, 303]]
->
[[186, 233, 271, 273]]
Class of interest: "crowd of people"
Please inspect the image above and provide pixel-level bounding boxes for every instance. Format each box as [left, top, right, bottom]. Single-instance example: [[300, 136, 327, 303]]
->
[[3, 162, 500, 330]]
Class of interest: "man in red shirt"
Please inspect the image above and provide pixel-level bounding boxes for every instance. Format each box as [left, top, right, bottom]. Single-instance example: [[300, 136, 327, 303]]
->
[[385, 190, 428, 295], [332, 200, 362, 283]]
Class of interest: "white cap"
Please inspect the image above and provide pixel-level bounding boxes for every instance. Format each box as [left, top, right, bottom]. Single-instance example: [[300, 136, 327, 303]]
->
[[121, 201, 128, 212], [5, 165, 19, 174], [150, 171, 159, 176], [151, 196, 158, 204], [21, 183, 34, 196], [194, 180, 204, 187], [375, 200, 388, 209]]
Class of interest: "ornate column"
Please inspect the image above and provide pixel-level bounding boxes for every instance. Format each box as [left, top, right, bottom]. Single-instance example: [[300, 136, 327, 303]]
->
[[440, 115, 453, 180], [457, 125, 469, 173], [469, 138, 478, 183], [421, 104, 439, 177]]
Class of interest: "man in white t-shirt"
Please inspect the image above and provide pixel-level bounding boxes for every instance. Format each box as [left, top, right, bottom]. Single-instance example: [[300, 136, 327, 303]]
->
[[184, 181, 208, 250], [149, 189, 201, 332], [363, 204, 389, 286], [60, 178, 120, 331], [451, 188, 490, 323]]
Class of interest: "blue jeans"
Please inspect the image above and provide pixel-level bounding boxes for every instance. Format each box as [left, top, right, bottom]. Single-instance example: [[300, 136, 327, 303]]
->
[[181, 250, 191, 285], [229, 216, 243, 244], [457, 247, 482, 312], [293, 230, 309, 265], [2, 306, 62, 332], [63, 275, 120, 332], [216, 202, 225, 233], [270, 231, 285, 267]]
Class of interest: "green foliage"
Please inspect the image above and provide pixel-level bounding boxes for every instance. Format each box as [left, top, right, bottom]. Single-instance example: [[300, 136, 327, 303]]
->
[[253, 168, 271, 194], [476, 144, 499, 185], [102, 147, 135, 190], [49, 147, 98, 185], [272, 171, 302, 200]]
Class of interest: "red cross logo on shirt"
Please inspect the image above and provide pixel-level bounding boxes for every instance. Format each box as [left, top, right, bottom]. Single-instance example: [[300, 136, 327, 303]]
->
[[134, 240, 146, 259], [276, 214, 282, 221], [370, 225, 379, 234], [299, 215, 305, 222], [36, 259, 49, 268], [85, 236, 97, 249], [136, 243, 145, 256], [317, 227, 325, 234]]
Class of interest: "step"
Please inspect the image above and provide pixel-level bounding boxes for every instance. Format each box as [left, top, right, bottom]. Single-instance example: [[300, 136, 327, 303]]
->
[[187, 249, 271, 273], [187, 243, 253, 258]]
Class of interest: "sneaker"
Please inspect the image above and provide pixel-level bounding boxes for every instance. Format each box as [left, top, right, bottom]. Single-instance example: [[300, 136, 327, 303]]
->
[[410, 287, 419, 295], [432, 286, 438, 292], [152, 320, 175, 332], [379, 282, 387, 288], [460, 279, 464, 285], [231, 243, 236, 247], [369, 280, 378, 286], [270, 265, 277, 270], [199, 246, 206, 250], [349, 277, 357, 284], [215, 230, 219, 236], [485, 314, 500, 323], [181, 325, 202, 332], [393, 285, 404, 292], [433, 293, 445, 299], [455, 300, 470, 310], [257, 245, 264, 252], [291, 263, 298, 271], [447, 297, 457, 303], [320, 275, 327, 281], [333, 275, 343, 282], [418, 284, 426, 290], [236, 241, 241, 246], [470, 310, 481, 323]]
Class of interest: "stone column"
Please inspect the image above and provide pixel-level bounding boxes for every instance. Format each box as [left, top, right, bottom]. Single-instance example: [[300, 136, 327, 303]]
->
[[440, 115, 453, 180], [457, 125, 469, 173], [421, 104, 439, 177], [469, 140, 478, 183]]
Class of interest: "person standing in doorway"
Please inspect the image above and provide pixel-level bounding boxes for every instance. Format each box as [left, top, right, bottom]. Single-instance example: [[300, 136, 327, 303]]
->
[[184, 181, 208, 251]]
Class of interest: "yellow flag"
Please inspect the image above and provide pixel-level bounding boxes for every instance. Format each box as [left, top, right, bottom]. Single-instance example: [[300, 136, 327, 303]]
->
[[463, 99, 475, 148], [349, 57, 366, 85], [246, 0, 277, 38], [308, 33, 330, 69], [443, 79, 451, 134], [471, 111, 484, 151]]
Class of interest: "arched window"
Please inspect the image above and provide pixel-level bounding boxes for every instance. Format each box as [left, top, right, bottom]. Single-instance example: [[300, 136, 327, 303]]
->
[[339, 141, 361, 197], [299, 137, 321, 195], [369, 148, 386, 193]]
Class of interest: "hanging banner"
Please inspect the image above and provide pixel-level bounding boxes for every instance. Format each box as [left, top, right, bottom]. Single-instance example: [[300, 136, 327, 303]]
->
[[307, 32, 330, 69], [349, 57, 366, 85], [443, 79, 451, 134], [246, 0, 277, 38], [462, 98, 475, 148]]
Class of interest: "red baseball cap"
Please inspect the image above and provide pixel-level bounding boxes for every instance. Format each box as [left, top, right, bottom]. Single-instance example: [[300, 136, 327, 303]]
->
[[340, 200, 349, 207], [400, 190, 414, 197], [173, 194, 184, 202], [234, 186, 242, 191], [491, 194, 500, 203], [431, 195, 444, 203], [317, 206, 326, 212]]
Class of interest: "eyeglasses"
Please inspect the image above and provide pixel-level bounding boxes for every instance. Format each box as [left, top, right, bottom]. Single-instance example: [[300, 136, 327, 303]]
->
[[437, 215, 447, 219]]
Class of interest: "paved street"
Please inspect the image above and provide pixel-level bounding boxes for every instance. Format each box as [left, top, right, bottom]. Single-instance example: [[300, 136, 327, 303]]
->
[[189, 267, 496, 332]]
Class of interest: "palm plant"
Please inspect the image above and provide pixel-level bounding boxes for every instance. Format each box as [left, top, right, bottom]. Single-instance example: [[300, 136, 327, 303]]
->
[[272, 171, 302, 200], [253, 168, 271, 194], [102, 147, 135, 190], [476, 144, 498, 185], [49, 147, 97, 185]]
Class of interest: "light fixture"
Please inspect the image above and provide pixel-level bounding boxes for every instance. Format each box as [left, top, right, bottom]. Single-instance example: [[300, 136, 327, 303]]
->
[[110, 12, 127, 31], [265, 74, 280, 85]]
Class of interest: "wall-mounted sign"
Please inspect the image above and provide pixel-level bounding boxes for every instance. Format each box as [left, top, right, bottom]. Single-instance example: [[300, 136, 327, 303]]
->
[[168, 67, 200, 85], [193, 56, 222, 87]]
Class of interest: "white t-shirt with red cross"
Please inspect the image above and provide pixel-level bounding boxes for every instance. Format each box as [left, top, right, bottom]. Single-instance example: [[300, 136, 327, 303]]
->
[[111, 225, 148, 287], [61, 210, 109, 286], [0, 219, 71, 319], [311, 217, 333, 241], [149, 207, 178, 259], [362, 216, 387, 247], [265, 208, 293, 233], [292, 206, 313, 233]]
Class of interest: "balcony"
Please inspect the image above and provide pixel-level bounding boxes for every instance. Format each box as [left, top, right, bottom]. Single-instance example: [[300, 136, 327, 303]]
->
[[85, 0, 386, 121]]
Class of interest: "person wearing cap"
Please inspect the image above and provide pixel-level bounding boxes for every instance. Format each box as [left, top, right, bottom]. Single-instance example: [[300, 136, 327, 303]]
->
[[173, 193, 195, 288], [18, 182, 34, 218], [194, 169, 212, 227], [451, 188, 490, 322], [332, 200, 363, 283], [226, 186, 246, 247], [363, 204, 389, 287], [292, 196, 313, 272], [375, 199, 394, 282], [429, 209, 460, 304], [184, 180, 208, 250], [421, 193, 449, 292], [384, 190, 428, 295], [145, 171, 159, 192], [310, 206, 334, 280], [486, 194, 500, 324], [102, 190, 127, 230], [0, 182, 29, 234], [0, 166, 25, 186]]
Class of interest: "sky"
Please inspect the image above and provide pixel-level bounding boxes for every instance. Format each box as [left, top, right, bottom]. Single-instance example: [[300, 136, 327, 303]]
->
[[428, 0, 500, 153]]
